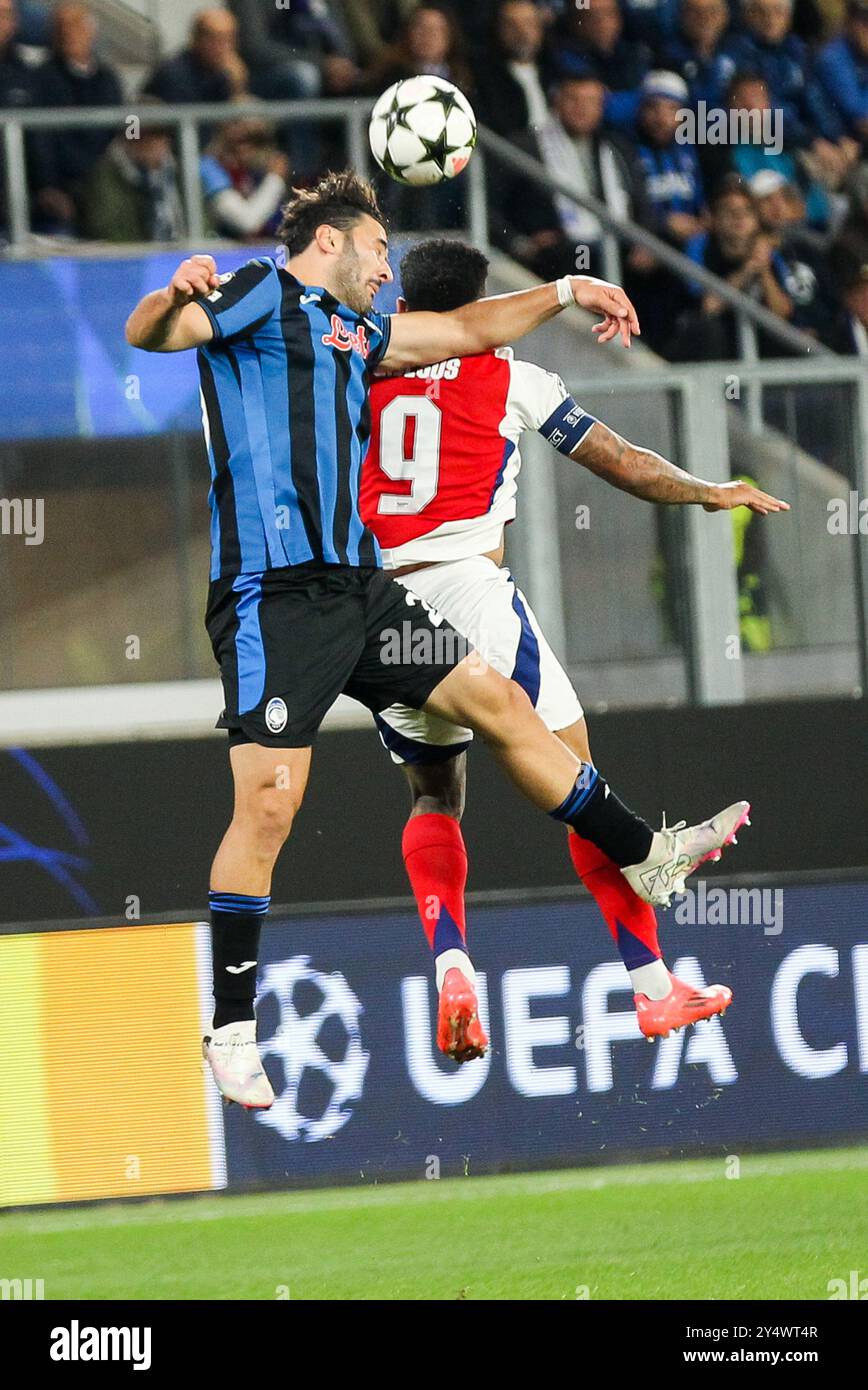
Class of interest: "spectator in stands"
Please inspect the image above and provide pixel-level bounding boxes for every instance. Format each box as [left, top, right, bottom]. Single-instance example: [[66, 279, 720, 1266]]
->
[[622, 0, 681, 45], [657, 0, 738, 108], [201, 118, 289, 240], [627, 71, 706, 347], [813, 0, 868, 144], [749, 166, 842, 337], [144, 9, 245, 107], [827, 235, 868, 349], [496, 73, 650, 280], [698, 71, 834, 225], [228, 0, 361, 175], [722, 0, 858, 177], [547, 0, 652, 130], [459, 0, 558, 60], [340, 1, 423, 68], [30, 4, 122, 235], [0, 0, 43, 238], [474, 0, 550, 138], [836, 156, 868, 245], [369, 8, 473, 229], [229, 0, 359, 100], [672, 173, 795, 355], [634, 71, 706, 242], [81, 108, 184, 242], [363, 4, 473, 93], [0, 0, 38, 108]]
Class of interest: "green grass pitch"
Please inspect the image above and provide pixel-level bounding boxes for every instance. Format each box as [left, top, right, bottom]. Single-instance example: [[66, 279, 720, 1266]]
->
[[4, 1148, 865, 1301]]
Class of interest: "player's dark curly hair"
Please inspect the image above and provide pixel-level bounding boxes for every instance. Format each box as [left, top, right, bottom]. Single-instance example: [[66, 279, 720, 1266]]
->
[[400, 239, 489, 312], [277, 170, 387, 256]]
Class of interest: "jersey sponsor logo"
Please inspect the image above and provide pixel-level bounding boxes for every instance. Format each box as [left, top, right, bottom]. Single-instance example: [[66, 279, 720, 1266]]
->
[[265, 697, 289, 734], [321, 314, 370, 358], [300, 292, 322, 305], [547, 427, 567, 448]]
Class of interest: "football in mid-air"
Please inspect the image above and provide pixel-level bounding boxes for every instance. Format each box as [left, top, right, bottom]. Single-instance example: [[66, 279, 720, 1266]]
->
[[369, 75, 477, 187]]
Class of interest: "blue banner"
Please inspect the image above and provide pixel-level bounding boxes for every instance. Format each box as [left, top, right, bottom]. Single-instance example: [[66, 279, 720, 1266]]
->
[[222, 881, 868, 1188]]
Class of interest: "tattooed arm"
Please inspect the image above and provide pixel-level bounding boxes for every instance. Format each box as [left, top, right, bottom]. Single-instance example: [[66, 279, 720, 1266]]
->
[[573, 422, 789, 515]]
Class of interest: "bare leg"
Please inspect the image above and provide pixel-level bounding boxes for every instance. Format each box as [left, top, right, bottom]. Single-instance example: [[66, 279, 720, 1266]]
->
[[554, 716, 592, 764], [424, 658, 583, 811], [211, 743, 312, 892], [403, 753, 467, 821]]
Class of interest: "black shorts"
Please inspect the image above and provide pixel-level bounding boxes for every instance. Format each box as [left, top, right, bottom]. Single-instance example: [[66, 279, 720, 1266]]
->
[[205, 562, 473, 747]]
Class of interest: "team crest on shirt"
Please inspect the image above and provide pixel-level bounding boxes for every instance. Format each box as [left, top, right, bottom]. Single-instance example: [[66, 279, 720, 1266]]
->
[[321, 314, 370, 358], [265, 697, 289, 734]]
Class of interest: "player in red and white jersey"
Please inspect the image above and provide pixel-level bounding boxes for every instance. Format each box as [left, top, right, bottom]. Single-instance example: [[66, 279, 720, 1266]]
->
[[361, 239, 788, 1063]]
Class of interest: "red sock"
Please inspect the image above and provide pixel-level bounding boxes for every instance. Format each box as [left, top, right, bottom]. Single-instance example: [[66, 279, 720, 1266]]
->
[[402, 812, 468, 955], [568, 831, 661, 970]]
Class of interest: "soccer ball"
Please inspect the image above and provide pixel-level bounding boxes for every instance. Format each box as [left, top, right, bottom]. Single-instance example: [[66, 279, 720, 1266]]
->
[[369, 75, 477, 187]]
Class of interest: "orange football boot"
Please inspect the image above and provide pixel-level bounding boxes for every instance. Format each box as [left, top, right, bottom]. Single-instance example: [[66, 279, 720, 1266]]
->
[[437, 967, 488, 1062], [635, 971, 732, 1040]]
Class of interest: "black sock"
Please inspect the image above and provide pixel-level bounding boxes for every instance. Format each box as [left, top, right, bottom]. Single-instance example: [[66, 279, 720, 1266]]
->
[[209, 891, 270, 1029], [549, 768, 653, 868]]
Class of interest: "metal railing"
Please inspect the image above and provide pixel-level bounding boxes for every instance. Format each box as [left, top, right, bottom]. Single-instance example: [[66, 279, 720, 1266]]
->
[[0, 99, 835, 372], [474, 127, 832, 363], [0, 98, 370, 245], [522, 358, 868, 705]]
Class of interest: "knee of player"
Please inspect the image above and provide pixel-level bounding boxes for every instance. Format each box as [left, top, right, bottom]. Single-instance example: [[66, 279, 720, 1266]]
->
[[488, 673, 534, 727], [243, 782, 299, 847], [460, 672, 533, 746]]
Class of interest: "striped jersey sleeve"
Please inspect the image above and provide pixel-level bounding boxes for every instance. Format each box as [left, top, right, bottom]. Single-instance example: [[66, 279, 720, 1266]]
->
[[198, 258, 281, 344], [362, 310, 392, 371]]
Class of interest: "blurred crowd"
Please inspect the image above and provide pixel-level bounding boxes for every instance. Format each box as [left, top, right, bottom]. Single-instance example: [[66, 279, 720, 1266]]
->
[[1, 0, 867, 354]]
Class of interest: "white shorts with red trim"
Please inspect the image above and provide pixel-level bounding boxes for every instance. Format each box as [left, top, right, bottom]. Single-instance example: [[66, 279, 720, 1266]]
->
[[374, 555, 584, 765]]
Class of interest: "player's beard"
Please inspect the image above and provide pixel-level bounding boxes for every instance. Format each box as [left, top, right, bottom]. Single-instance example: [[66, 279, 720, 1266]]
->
[[332, 239, 371, 316]]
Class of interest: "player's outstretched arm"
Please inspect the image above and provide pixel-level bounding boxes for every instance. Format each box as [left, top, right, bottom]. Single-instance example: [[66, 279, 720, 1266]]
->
[[125, 255, 219, 352], [381, 275, 640, 372], [574, 422, 790, 515]]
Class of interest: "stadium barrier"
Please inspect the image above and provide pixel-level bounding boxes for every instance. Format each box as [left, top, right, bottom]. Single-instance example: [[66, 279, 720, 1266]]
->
[[2, 876, 867, 1207], [1, 697, 866, 924]]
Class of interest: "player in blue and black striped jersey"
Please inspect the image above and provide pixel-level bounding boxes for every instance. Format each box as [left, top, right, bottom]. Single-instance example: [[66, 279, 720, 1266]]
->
[[127, 169, 759, 1103]]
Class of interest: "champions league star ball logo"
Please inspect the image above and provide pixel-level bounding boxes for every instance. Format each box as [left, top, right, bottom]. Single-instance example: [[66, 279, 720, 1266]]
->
[[255, 956, 369, 1142]]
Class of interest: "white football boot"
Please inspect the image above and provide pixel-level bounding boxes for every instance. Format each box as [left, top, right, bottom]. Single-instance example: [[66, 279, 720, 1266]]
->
[[621, 801, 751, 908], [202, 1019, 274, 1109]]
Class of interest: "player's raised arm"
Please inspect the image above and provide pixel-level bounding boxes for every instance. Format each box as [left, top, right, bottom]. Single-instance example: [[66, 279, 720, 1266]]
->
[[125, 255, 219, 352], [380, 275, 640, 373], [572, 421, 790, 514]]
